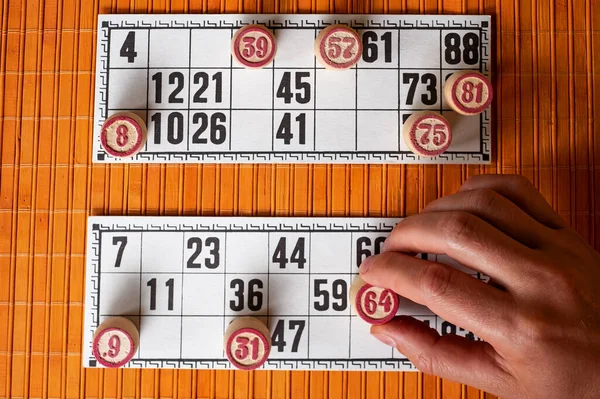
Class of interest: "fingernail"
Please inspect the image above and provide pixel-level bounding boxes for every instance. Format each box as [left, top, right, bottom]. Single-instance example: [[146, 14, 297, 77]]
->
[[371, 333, 396, 348], [359, 256, 372, 274]]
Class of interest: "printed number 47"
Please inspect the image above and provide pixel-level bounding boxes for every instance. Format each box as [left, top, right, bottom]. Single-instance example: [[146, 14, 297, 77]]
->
[[120, 32, 137, 63]]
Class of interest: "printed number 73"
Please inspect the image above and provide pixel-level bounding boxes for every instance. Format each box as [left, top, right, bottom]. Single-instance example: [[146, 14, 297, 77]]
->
[[417, 122, 447, 146], [327, 37, 356, 59]]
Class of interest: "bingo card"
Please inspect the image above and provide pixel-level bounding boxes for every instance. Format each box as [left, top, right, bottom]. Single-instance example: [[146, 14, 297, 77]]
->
[[84, 216, 486, 370], [93, 14, 492, 164]]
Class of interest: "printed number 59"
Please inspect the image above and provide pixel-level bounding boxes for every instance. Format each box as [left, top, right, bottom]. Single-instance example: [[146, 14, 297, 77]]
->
[[418, 123, 447, 146]]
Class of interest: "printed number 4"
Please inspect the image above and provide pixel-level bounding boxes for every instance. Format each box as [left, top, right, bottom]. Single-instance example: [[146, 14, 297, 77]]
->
[[120, 32, 137, 63]]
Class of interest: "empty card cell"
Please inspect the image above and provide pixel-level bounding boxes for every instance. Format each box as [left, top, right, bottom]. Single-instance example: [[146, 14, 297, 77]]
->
[[356, 69, 397, 110], [356, 111, 399, 152], [189, 69, 231, 109], [310, 233, 352, 273], [273, 111, 314, 152], [230, 111, 272, 151], [441, 111, 480, 152], [141, 232, 184, 273], [181, 317, 225, 359], [99, 273, 141, 316], [231, 68, 272, 109], [399, 30, 441, 69], [107, 68, 148, 110], [146, 111, 189, 153], [441, 30, 481, 69], [350, 316, 393, 358], [356, 30, 399, 69], [191, 29, 232, 67], [225, 274, 268, 316], [148, 69, 190, 109], [268, 317, 309, 359], [139, 316, 181, 358], [400, 70, 441, 110], [109, 29, 149, 68], [315, 111, 355, 152], [149, 29, 190, 68], [100, 232, 142, 273], [268, 274, 309, 316], [308, 317, 350, 359], [268, 233, 311, 273], [188, 110, 230, 152], [315, 68, 355, 109], [140, 274, 183, 315], [310, 275, 351, 316], [182, 274, 225, 315], [274, 29, 315, 67], [225, 233, 268, 273]]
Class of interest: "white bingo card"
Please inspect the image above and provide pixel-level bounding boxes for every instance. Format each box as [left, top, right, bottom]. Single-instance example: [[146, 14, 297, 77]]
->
[[84, 217, 486, 370], [93, 14, 492, 164]]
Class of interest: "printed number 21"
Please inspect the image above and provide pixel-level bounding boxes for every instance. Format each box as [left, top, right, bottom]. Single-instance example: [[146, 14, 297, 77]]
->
[[120, 32, 137, 63]]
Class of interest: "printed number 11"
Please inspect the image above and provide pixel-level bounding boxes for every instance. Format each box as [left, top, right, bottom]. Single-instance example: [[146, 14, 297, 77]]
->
[[147, 278, 174, 311]]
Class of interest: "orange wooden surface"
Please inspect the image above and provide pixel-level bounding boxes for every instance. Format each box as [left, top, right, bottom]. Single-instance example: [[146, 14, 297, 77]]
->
[[0, 0, 597, 398]]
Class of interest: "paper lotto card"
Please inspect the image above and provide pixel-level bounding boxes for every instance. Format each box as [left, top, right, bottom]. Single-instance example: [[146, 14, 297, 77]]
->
[[93, 14, 492, 164]]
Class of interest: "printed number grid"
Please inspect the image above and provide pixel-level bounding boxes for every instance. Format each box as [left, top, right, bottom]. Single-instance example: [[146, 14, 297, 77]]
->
[[99, 20, 490, 163], [88, 221, 485, 370]]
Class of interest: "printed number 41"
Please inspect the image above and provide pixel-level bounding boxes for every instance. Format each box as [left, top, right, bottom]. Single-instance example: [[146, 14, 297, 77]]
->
[[120, 32, 137, 63]]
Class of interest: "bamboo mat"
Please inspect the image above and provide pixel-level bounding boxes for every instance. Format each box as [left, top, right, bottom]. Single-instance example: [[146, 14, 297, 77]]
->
[[0, 0, 597, 398]]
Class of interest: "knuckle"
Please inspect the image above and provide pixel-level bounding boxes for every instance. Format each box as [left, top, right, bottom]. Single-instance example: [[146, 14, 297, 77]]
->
[[420, 262, 454, 302], [468, 188, 500, 212], [442, 211, 479, 246], [413, 351, 436, 375]]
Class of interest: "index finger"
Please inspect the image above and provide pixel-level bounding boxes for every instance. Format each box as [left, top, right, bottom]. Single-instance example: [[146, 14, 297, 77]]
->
[[360, 251, 515, 343], [383, 211, 540, 290]]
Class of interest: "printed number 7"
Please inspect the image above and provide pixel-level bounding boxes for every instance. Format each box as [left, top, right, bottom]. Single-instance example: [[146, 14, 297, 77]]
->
[[327, 37, 356, 59], [418, 123, 447, 146], [112, 236, 127, 268]]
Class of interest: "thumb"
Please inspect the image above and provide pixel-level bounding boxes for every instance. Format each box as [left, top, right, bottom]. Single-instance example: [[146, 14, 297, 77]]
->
[[371, 316, 515, 398]]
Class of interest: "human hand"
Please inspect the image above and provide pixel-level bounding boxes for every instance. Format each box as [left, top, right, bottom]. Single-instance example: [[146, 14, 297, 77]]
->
[[359, 175, 600, 399]]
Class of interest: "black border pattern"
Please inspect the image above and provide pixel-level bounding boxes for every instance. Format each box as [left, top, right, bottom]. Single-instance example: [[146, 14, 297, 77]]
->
[[93, 14, 492, 164]]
